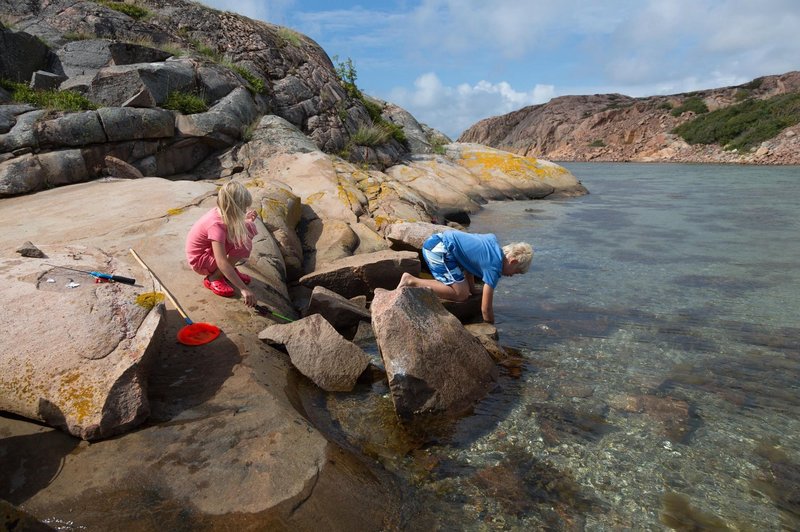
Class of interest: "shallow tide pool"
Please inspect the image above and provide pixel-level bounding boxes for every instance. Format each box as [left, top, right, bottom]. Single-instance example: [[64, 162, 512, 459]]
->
[[318, 163, 800, 530]]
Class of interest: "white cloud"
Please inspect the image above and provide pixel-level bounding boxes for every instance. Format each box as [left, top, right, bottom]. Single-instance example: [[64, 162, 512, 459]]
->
[[389, 73, 554, 139], [197, 0, 293, 24]]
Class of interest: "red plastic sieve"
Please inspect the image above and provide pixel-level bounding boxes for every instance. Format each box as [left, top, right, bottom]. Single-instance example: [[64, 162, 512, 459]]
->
[[130, 248, 221, 346]]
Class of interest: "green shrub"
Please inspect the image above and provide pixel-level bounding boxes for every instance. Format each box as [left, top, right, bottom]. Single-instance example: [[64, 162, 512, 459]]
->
[[333, 55, 360, 99], [670, 96, 709, 117], [658, 101, 673, 111], [0, 79, 96, 111], [734, 89, 750, 102], [163, 91, 208, 114], [673, 93, 800, 151], [98, 1, 151, 20], [228, 64, 266, 94], [588, 139, 605, 147]]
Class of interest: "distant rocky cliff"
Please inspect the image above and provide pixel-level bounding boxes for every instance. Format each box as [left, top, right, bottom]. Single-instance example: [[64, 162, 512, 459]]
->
[[459, 72, 800, 165]]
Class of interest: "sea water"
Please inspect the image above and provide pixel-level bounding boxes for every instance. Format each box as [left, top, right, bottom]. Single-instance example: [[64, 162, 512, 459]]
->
[[321, 163, 800, 530]]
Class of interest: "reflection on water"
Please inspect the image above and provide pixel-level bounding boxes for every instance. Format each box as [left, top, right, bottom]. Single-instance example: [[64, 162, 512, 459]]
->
[[314, 163, 800, 530]]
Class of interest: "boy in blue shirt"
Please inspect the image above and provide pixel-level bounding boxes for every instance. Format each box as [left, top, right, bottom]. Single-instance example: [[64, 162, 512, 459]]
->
[[397, 231, 533, 323]]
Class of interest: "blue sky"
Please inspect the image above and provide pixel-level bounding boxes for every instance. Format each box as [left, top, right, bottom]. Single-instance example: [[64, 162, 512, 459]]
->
[[200, 0, 800, 139]]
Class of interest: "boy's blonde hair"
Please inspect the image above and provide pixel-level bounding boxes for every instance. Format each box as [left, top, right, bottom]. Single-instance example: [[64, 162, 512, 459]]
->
[[502, 242, 533, 273], [217, 181, 252, 247]]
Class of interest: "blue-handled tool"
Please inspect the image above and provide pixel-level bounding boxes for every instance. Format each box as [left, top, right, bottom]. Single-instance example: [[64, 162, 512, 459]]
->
[[45, 263, 136, 285]]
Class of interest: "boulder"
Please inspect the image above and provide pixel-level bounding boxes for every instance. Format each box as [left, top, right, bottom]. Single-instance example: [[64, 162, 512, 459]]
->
[[55, 39, 171, 79], [16, 240, 46, 258], [370, 287, 497, 419], [248, 115, 319, 154], [465, 322, 508, 362], [0, 26, 51, 84], [97, 107, 174, 142], [252, 183, 304, 280], [0, 248, 165, 440], [0, 110, 45, 153], [105, 155, 144, 179], [305, 285, 371, 331], [196, 63, 244, 103], [299, 250, 420, 299], [29, 70, 66, 91], [350, 221, 390, 255], [89, 60, 195, 107], [0, 154, 43, 196], [35, 111, 106, 148], [174, 87, 258, 146], [384, 221, 451, 251], [259, 314, 369, 392], [0, 105, 36, 134], [301, 218, 358, 272]]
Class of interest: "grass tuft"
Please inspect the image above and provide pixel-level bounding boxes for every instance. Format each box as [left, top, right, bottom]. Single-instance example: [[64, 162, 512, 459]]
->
[[97, 1, 151, 20], [0, 79, 96, 111], [163, 91, 208, 114]]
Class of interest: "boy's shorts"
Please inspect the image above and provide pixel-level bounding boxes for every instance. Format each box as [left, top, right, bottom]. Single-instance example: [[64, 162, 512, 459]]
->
[[422, 233, 465, 285]]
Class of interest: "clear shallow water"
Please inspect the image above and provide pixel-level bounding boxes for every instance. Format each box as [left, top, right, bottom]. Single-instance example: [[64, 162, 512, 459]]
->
[[318, 163, 800, 530]]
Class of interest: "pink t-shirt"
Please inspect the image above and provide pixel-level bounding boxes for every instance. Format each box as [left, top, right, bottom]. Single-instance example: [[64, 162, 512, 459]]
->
[[185, 208, 257, 274]]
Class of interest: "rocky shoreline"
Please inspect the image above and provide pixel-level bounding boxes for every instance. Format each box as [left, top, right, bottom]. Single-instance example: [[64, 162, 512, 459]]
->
[[0, 2, 589, 526]]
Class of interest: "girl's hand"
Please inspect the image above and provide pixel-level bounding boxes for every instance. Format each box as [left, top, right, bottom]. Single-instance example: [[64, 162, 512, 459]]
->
[[245, 209, 258, 223], [241, 287, 257, 307]]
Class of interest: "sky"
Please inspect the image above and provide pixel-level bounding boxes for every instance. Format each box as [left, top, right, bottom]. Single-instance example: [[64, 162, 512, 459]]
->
[[199, 0, 800, 139]]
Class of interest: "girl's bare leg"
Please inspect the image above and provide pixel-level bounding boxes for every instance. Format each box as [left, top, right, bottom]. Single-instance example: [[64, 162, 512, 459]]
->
[[397, 272, 469, 301]]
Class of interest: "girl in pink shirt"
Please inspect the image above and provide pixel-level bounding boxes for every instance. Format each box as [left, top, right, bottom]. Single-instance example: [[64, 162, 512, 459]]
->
[[185, 181, 257, 306]]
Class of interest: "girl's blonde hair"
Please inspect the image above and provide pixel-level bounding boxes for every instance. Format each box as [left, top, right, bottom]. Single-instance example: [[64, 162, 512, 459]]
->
[[217, 181, 252, 247], [502, 242, 533, 273]]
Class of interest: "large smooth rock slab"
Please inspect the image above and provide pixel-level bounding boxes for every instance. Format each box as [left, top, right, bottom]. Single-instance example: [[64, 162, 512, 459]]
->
[[0, 247, 165, 440], [371, 287, 497, 419], [259, 314, 369, 391], [299, 249, 420, 299], [384, 221, 451, 251], [447, 142, 587, 198]]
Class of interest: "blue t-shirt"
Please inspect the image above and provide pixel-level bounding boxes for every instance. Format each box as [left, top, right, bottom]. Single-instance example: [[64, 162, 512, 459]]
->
[[440, 231, 504, 288]]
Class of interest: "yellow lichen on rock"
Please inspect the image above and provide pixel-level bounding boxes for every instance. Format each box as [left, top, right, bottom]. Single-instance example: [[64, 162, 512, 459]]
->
[[58, 371, 98, 424], [305, 191, 324, 205], [135, 292, 165, 310], [166, 207, 185, 216]]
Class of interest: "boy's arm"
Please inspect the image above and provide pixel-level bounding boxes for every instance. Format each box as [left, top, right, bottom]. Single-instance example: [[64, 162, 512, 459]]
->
[[481, 284, 495, 323]]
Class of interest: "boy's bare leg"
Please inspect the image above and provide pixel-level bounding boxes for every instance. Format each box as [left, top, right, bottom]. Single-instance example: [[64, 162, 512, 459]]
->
[[397, 272, 469, 301]]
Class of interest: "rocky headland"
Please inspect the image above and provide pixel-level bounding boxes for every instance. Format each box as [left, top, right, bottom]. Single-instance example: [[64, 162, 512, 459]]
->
[[0, 0, 586, 529], [459, 71, 800, 165]]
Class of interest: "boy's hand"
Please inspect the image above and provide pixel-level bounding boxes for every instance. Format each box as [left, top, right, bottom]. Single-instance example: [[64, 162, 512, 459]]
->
[[245, 209, 258, 223]]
